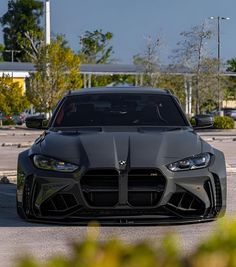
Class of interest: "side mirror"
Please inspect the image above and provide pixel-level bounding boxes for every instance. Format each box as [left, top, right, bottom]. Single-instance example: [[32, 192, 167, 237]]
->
[[25, 115, 47, 129], [191, 114, 214, 129]]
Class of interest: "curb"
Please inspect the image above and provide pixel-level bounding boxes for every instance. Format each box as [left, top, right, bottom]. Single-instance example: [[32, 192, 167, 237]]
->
[[2, 142, 33, 148], [201, 137, 236, 142]]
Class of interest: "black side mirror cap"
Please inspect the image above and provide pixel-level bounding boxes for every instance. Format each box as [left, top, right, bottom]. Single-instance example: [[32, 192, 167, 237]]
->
[[191, 114, 214, 129]]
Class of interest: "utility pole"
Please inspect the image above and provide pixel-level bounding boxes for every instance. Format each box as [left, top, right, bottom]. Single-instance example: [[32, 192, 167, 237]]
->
[[45, 0, 51, 45], [210, 16, 230, 111]]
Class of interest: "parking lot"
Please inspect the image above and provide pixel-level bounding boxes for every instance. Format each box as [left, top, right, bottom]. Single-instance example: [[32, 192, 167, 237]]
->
[[0, 127, 236, 267]]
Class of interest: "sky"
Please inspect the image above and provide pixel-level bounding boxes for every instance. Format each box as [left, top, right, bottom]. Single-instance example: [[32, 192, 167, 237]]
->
[[0, 0, 235, 64]]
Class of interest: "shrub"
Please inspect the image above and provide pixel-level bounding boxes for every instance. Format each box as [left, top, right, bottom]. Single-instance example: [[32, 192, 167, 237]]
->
[[2, 118, 15, 125], [16, 219, 236, 267], [213, 116, 234, 129], [189, 117, 196, 126]]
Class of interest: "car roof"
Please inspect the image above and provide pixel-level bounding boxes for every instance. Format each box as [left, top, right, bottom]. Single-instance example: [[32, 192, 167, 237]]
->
[[66, 86, 172, 96]]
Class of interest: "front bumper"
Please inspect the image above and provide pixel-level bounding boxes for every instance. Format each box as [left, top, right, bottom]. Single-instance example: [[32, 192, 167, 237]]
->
[[17, 154, 226, 225]]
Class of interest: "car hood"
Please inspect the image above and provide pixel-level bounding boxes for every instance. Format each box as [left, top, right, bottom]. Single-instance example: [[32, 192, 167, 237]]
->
[[30, 128, 211, 169]]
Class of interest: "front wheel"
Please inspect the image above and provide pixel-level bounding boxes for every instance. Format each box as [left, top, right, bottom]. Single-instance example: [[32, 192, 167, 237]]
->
[[16, 198, 26, 220]]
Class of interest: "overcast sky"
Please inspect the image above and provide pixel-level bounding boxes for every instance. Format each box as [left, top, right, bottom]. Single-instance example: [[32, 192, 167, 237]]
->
[[0, 0, 235, 64]]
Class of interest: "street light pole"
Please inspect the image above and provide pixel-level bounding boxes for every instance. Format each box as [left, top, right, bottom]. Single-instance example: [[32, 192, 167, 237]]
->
[[45, 0, 51, 45], [210, 16, 230, 111]]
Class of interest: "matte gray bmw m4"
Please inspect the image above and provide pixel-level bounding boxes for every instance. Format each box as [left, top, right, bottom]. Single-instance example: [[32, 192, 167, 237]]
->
[[17, 87, 226, 225]]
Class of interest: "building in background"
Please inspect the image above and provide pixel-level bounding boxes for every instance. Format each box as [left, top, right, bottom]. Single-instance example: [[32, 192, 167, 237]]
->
[[0, 62, 35, 94]]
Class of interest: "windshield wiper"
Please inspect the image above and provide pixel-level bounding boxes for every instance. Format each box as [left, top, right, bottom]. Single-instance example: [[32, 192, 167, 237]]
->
[[138, 126, 187, 132], [50, 126, 103, 133]]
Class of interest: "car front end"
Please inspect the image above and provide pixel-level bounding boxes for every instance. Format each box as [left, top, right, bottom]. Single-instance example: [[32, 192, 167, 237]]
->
[[17, 129, 226, 225], [17, 88, 227, 225]]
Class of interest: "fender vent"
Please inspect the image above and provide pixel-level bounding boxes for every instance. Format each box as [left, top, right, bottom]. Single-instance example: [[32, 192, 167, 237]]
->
[[168, 191, 205, 216], [213, 174, 222, 213], [40, 193, 79, 216]]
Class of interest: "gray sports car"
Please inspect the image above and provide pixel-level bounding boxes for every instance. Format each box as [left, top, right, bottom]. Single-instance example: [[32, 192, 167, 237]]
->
[[16, 87, 226, 224]]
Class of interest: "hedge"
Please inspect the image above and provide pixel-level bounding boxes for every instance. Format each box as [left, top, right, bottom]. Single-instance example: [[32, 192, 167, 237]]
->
[[2, 118, 15, 126], [16, 219, 236, 267], [213, 116, 234, 129]]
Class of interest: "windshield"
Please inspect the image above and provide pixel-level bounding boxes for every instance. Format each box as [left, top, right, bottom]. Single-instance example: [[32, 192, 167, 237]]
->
[[53, 93, 187, 127]]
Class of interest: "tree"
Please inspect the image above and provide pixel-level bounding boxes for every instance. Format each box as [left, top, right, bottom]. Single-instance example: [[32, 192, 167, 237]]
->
[[0, 0, 44, 62], [133, 36, 161, 87], [157, 74, 186, 104], [0, 75, 29, 115], [225, 58, 236, 100], [198, 57, 218, 112], [0, 44, 4, 61], [79, 30, 114, 63], [172, 23, 213, 113], [26, 36, 83, 113]]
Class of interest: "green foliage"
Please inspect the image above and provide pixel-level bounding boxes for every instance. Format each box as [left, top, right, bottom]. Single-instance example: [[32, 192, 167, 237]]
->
[[226, 58, 236, 100], [172, 24, 214, 114], [0, 0, 44, 62], [189, 117, 196, 126], [213, 116, 234, 129], [16, 230, 181, 267], [190, 219, 236, 267], [157, 74, 185, 104], [200, 99, 217, 113], [0, 43, 4, 61], [2, 118, 14, 125], [26, 36, 83, 113], [89, 74, 135, 87], [16, 219, 236, 267], [0, 75, 29, 115], [79, 29, 114, 63]]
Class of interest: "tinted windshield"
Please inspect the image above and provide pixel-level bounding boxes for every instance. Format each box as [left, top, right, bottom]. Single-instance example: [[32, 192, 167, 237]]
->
[[53, 93, 187, 127]]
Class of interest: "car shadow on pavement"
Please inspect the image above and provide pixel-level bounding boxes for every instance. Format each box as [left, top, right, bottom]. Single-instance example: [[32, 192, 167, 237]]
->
[[0, 184, 53, 227]]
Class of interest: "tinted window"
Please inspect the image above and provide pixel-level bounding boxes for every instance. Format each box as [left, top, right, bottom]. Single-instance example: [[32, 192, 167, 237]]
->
[[53, 93, 187, 127]]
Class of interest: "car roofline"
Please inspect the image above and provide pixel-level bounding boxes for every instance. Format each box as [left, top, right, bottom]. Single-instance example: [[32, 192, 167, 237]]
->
[[66, 87, 172, 96]]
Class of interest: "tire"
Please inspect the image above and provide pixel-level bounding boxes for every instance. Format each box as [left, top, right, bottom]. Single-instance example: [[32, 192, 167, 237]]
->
[[16, 198, 26, 220]]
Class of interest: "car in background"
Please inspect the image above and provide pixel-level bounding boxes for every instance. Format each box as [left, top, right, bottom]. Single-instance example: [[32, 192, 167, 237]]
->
[[209, 108, 236, 120], [12, 114, 25, 125], [230, 110, 236, 120], [17, 87, 226, 225], [20, 108, 40, 123], [20, 108, 50, 125], [0, 112, 26, 125]]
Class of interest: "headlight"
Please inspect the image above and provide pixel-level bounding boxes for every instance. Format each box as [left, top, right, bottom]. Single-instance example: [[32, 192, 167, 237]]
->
[[33, 155, 78, 172], [167, 153, 211, 172]]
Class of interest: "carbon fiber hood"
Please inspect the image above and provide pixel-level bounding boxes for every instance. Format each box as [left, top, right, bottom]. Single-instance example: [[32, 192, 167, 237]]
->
[[30, 128, 208, 168]]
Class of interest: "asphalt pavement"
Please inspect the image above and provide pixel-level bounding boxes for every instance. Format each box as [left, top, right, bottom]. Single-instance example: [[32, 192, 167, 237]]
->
[[0, 127, 236, 267]]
